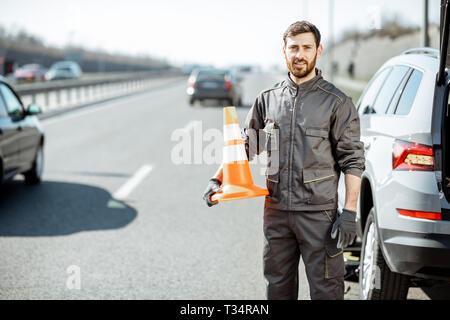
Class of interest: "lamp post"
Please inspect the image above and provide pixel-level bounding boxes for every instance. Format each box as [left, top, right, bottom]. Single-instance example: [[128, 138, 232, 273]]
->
[[422, 0, 430, 47], [329, 0, 335, 82]]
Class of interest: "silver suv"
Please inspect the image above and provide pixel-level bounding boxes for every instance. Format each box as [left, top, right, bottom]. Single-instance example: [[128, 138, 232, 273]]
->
[[343, 3, 450, 300]]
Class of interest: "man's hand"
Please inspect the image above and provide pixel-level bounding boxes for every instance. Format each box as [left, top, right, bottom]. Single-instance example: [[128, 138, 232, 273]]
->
[[202, 178, 222, 207], [331, 209, 357, 249]]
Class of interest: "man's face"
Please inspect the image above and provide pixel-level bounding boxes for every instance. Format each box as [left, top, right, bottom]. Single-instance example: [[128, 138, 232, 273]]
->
[[283, 32, 322, 79]]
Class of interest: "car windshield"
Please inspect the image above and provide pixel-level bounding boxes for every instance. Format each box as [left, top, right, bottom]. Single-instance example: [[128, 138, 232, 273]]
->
[[196, 70, 227, 81], [54, 67, 73, 72]]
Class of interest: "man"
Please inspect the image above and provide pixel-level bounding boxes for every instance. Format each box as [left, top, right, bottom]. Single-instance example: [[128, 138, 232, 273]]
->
[[203, 21, 365, 300]]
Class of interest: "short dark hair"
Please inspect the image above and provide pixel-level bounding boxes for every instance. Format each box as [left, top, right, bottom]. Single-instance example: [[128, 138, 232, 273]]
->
[[283, 21, 321, 47]]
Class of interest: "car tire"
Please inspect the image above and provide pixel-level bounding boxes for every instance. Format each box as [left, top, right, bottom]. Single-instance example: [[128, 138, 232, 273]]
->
[[359, 208, 410, 300], [24, 145, 43, 185]]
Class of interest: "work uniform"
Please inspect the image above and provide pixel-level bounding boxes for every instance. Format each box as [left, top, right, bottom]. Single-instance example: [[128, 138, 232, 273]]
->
[[243, 69, 365, 300]]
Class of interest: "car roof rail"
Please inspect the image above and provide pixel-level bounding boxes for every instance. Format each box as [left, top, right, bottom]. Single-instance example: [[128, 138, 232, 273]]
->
[[402, 47, 440, 58]]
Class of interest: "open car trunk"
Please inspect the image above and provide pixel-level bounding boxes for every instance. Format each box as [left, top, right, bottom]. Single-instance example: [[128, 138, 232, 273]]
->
[[445, 93, 450, 202], [432, 0, 450, 204]]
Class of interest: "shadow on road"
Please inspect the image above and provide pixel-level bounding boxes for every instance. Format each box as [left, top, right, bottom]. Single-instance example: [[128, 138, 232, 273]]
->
[[421, 283, 450, 300], [0, 180, 137, 237]]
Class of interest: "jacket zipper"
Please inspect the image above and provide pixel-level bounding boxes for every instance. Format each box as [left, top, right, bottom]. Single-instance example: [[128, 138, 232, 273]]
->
[[287, 91, 304, 209]]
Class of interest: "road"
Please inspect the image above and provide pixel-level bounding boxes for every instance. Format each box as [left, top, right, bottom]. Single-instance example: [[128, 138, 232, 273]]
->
[[0, 72, 446, 299]]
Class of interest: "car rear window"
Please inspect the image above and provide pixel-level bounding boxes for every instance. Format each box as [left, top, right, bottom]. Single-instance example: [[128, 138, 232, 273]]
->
[[196, 71, 227, 81], [358, 67, 391, 115], [371, 65, 410, 114], [0, 94, 8, 118], [0, 84, 23, 117], [394, 69, 423, 115]]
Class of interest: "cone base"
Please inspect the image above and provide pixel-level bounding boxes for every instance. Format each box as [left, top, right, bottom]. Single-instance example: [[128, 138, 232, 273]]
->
[[211, 184, 269, 202]]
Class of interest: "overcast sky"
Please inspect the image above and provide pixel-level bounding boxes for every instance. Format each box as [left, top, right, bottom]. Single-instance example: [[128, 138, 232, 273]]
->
[[0, 0, 442, 67]]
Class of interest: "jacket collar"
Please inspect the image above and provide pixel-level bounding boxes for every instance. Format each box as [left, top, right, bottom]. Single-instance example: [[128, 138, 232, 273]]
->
[[286, 68, 323, 96]]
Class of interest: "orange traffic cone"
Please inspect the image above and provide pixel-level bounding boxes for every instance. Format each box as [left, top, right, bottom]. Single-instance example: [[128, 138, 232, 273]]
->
[[211, 106, 269, 202]]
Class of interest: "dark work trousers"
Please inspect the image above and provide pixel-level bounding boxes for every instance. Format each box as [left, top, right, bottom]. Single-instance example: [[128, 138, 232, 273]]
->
[[263, 205, 345, 300]]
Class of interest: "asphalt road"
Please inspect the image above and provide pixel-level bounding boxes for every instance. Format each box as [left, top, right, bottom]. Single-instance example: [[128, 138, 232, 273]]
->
[[0, 72, 447, 300]]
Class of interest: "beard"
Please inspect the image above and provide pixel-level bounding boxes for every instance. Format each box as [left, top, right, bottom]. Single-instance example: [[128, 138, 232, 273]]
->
[[285, 53, 317, 79]]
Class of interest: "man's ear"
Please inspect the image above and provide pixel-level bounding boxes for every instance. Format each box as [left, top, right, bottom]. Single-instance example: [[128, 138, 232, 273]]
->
[[282, 45, 286, 56], [317, 44, 323, 59]]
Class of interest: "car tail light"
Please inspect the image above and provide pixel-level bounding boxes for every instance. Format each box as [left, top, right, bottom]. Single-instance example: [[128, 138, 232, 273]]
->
[[397, 208, 442, 220], [392, 140, 434, 171], [224, 80, 232, 91], [187, 77, 195, 88]]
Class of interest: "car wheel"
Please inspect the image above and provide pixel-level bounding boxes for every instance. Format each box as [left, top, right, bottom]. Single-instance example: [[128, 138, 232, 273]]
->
[[24, 145, 43, 184], [359, 208, 410, 300]]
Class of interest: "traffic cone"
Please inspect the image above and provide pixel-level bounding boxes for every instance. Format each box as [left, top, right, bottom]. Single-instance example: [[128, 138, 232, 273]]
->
[[211, 106, 269, 202]]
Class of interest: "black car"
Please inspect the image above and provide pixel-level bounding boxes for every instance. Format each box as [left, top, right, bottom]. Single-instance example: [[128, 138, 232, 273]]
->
[[186, 68, 243, 106], [0, 76, 44, 185]]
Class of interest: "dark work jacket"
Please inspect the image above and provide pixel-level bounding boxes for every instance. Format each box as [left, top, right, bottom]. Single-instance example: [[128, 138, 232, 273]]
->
[[243, 69, 365, 211]]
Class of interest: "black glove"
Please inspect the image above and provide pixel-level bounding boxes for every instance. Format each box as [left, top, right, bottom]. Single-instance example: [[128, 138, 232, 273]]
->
[[331, 209, 357, 249], [202, 178, 222, 207]]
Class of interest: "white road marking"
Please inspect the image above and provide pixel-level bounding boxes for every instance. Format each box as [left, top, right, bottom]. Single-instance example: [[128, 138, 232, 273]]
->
[[113, 164, 153, 200]]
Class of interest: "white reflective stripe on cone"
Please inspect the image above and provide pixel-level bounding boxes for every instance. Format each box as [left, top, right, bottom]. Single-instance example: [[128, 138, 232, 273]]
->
[[223, 124, 242, 141], [223, 144, 248, 163]]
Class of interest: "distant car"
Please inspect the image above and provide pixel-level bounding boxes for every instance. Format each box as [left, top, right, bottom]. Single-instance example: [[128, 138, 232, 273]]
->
[[186, 68, 243, 106], [14, 64, 47, 82], [237, 65, 253, 73], [45, 61, 82, 81], [337, 44, 450, 299], [0, 76, 44, 185]]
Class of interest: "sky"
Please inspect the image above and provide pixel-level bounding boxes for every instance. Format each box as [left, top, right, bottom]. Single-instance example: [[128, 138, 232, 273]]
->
[[0, 0, 442, 68]]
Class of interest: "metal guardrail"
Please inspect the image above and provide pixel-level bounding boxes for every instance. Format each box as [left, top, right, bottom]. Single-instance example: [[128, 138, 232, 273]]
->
[[13, 69, 183, 112]]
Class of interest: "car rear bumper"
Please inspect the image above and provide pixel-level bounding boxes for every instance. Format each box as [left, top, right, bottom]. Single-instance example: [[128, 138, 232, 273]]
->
[[187, 88, 232, 100], [15, 76, 35, 80], [380, 228, 450, 280]]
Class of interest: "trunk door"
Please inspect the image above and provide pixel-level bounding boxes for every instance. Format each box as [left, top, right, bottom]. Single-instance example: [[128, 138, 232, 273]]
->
[[440, 0, 450, 73], [431, 0, 450, 204]]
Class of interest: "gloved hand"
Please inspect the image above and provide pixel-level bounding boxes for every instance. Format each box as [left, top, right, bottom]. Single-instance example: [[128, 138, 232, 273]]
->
[[331, 209, 357, 249], [202, 178, 222, 207]]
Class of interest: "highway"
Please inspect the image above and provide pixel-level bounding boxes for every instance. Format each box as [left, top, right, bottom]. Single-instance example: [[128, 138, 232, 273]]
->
[[0, 72, 447, 299]]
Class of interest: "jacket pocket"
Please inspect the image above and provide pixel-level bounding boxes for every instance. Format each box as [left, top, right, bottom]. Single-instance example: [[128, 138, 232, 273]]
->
[[303, 168, 337, 204], [263, 120, 278, 151], [265, 164, 279, 200], [263, 121, 280, 199], [305, 127, 328, 151], [305, 128, 328, 138], [263, 120, 279, 182]]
